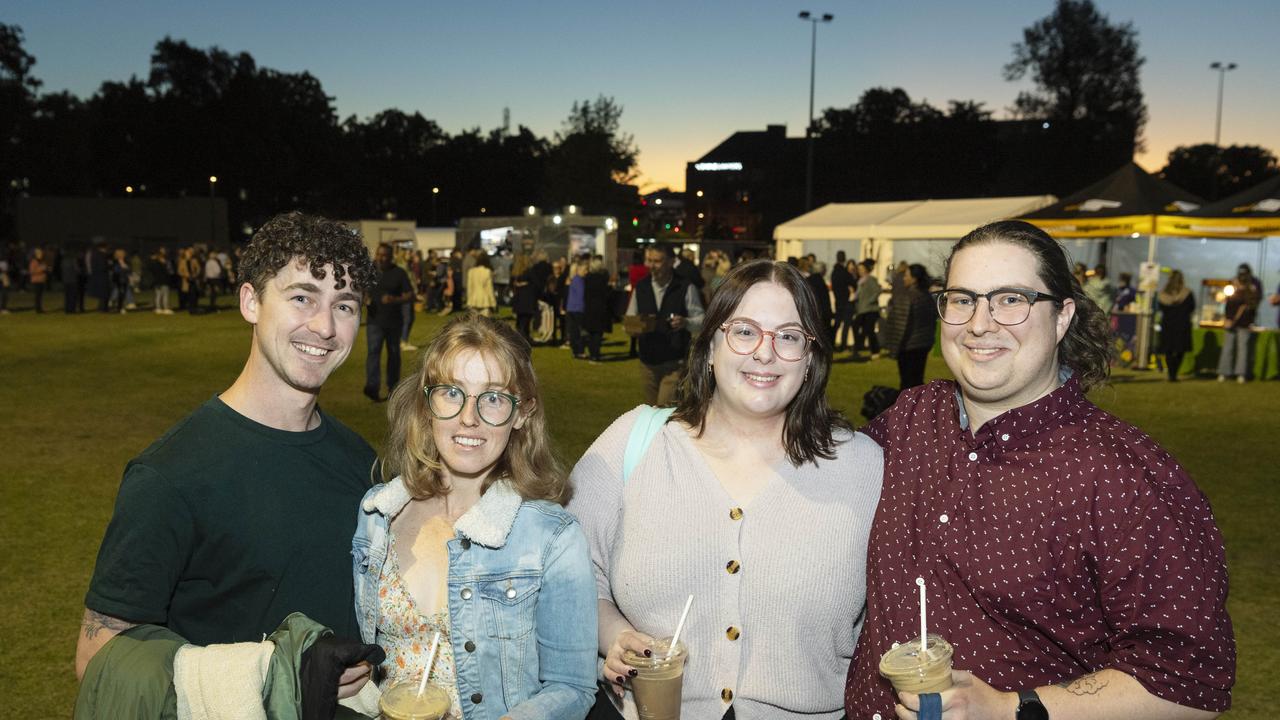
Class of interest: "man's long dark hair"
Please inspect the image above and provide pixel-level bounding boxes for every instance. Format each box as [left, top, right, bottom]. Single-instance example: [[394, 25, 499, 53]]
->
[[672, 259, 851, 465]]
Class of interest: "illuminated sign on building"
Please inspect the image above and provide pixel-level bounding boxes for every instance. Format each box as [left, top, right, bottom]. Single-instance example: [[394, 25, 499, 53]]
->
[[694, 162, 744, 172]]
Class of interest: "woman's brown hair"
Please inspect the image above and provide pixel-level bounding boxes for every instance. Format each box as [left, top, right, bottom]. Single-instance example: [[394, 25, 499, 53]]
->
[[672, 259, 851, 465], [380, 312, 567, 503]]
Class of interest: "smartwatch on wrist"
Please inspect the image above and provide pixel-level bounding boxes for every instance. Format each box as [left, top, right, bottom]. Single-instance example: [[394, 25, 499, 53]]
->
[[1016, 689, 1048, 720]]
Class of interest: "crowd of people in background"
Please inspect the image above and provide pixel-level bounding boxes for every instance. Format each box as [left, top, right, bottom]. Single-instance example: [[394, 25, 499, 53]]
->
[[0, 241, 239, 316], [6, 237, 1279, 392]]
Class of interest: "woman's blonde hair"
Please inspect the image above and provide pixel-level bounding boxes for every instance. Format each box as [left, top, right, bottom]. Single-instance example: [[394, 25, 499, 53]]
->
[[380, 312, 567, 503]]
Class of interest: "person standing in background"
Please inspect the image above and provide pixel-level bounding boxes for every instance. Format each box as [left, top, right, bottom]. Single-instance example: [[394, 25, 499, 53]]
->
[[881, 263, 935, 389], [111, 248, 131, 314], [204, 250, 223, 311], [581, 255, 612, 362], [491, 247, 512, 306], [806, 260, 834, 342], [548, 256, 569, 347], [28, 247, 49, 313], [1270, 281, 1280, 329], [150, 247, 173, 315], [364, 244, 415, 402], [464, 251, 496, 317], [1156, 270, 1194, 382], [1115, 271, 1137, 311], [830, 251, 854, 351], [564, 255, 589, 358], [853, 259, 882, 358], [89, 243, 112, 313], [59, 248, 79, 313], [624, 247, 704, 406], [1084, 263, 1115, 315], [1217, 263, 1259, 383], [0, 256, 10, 314], [626, 248, 649, 358], [397, 249, 419, 352]]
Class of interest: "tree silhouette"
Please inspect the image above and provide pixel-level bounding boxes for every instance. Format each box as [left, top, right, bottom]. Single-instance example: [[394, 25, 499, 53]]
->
[[1004, 0, 1146, 144], [543, 96, 639, 215], [1161, 144, 1279, 201]]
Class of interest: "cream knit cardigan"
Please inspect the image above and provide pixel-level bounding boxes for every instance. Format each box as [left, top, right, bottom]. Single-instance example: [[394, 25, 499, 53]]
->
[[568, 407, 883, 720]]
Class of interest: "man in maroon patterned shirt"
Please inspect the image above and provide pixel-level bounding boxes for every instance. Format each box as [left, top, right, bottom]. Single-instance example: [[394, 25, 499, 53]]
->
[[845, 221, 1234, 720]]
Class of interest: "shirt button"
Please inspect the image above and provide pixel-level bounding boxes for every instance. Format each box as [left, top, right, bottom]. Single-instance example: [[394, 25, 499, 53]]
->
[[460, 587, 473, 600], [967, 451, 978, 461], [726, 626, 740, 640], [725, 560, 741, 574], [721, 688, 734, 702], [939, 514, 949, 523], [729, 507, 744, 521], [464, 640, 476, 652], [460, 538, 472, 550], [1001, 433, 1010, 442], [505, 587, 517, 600], [471, 692, 483, 704], [874, 714, 883, 720]]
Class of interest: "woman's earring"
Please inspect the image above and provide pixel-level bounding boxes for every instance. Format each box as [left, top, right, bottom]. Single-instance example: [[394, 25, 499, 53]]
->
[[804, 364, 811, 381]]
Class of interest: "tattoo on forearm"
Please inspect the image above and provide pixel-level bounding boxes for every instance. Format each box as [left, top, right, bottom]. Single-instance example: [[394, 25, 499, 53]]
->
[[1055, 672, 1110, 696], [81, 610, 138, 639]]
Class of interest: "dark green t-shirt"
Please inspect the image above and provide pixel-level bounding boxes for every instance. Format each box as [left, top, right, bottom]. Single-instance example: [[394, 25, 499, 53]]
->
[[85, 397, 375, 645]]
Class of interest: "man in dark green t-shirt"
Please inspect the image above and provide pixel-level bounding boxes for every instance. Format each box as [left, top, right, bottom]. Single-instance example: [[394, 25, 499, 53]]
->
[[76, 212, 380, 699]]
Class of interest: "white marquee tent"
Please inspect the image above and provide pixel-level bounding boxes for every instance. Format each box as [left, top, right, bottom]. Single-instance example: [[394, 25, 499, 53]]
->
[[774, 195, 1061, 279]]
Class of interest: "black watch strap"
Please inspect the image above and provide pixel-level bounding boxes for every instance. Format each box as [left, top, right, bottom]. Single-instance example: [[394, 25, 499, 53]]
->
[[1016, 689, 1048, 720]]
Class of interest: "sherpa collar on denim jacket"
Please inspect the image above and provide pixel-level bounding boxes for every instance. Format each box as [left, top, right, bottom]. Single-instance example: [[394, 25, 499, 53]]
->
[[360, 476, 523, 549]]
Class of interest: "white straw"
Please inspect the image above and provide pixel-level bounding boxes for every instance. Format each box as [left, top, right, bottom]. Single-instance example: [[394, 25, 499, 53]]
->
[[916, 577, 927, 654], [666, 594, 694, 659], [416, 631, 443, 697]]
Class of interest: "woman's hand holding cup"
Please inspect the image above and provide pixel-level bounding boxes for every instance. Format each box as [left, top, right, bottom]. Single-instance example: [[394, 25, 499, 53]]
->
[[604, 629, 655, 697]]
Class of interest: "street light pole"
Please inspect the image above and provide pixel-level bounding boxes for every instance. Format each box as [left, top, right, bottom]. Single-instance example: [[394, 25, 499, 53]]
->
[[432, 186, 440, 225], [1209, 61, 1237, 147], [799, 11, 833, 211], [208, 176, 218, 245]]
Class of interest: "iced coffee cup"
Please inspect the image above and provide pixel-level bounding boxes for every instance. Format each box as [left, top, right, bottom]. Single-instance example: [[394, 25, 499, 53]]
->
[[878, 633, 954, 695], [378, 678, 451, 720], [623, 637, 688, 720]]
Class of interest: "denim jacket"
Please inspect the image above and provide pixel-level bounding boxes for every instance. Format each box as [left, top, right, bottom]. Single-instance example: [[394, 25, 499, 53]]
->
[[352, 477, 597, 720]]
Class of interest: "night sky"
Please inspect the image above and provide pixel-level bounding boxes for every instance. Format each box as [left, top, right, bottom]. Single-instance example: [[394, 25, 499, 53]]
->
[[9, 0, 1279, 192]]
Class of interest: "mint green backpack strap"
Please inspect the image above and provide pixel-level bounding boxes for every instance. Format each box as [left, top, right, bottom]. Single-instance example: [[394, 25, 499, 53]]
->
[[622, 406, 676, 483]]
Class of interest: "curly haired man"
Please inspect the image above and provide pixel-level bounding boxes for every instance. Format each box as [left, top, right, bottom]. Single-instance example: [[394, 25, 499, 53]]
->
[[76, 212, 381, 706]]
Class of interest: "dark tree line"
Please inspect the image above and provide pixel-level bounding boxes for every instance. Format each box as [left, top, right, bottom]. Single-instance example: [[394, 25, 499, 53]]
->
[[0, 30, 641, 242], [804, 0, 1274, 205]]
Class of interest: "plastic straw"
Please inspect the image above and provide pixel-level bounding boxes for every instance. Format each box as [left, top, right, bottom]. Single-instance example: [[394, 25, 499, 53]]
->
[[916, 577, 927, 654], [666, 594, 694, 659], [416, 631, 442, 697]]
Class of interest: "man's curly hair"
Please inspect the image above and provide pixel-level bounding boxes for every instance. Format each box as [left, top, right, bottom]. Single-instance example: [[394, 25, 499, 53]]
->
[[239, 211, 377, 295]]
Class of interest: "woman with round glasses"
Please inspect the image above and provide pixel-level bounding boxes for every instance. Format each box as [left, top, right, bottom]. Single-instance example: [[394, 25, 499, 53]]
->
[[351, 313, 597, 720], [569, 260, 883, 720]]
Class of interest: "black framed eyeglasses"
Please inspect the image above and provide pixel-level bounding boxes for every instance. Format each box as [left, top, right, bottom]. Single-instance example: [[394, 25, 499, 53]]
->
[[933, 288, 1064, 326], [718, 319, 814, 361], [423, 384, 521, 426]]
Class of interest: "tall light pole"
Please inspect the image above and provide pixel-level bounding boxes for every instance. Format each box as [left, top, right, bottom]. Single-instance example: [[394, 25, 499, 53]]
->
[[432, 186, 440, 225], [208, 176, 218, 245], [1209, 61, 1237, 147], [799, 11, 833, 211]]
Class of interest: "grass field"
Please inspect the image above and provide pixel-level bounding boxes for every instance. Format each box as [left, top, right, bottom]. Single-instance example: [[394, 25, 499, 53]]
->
[[0, 299, 1275, 717]]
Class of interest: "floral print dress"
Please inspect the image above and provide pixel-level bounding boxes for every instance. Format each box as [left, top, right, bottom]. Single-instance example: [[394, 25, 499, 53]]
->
[[377, 522, 463, 720]]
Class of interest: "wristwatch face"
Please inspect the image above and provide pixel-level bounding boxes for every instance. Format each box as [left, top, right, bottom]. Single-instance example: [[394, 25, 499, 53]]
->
[[1016, 697, 1049, 720]]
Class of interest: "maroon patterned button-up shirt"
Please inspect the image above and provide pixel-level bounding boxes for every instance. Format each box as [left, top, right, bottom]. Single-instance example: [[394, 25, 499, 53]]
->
[[844, 377, 1234, 718]]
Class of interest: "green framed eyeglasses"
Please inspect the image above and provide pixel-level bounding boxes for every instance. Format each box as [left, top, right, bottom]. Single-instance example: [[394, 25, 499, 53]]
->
[[423, 384, 521, 426]]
